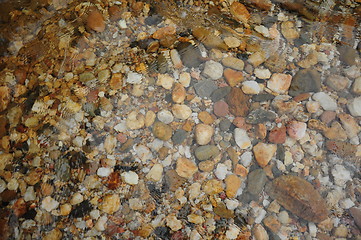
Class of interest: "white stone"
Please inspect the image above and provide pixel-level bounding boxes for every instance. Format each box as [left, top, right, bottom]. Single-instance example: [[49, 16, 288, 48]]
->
[[121, 171, 139, 185], [226, 225, 240, 239], [312, 92, 337, 111], [278, 211, 290, 224], [203, 60, 223, 80], [95, 215, 108, 231], [172, 104, 192, 120], [254, 68, 271, 79], [254, 25, 270, 38], [129, 198, 143, 210], [97, 167, 112, 177], [7, 178, 18, 191], [254, 208, 267, 224], [225, 199, 239, 210], [166, 215, 183, 231], [157, 110, 174, 124], [347, 97, 361, 117], [118, 19, 127, 29], [24, 186, 36, 201], [195, 124, 214, 145], [134, 144, 153, 162], [242, 80, 261, 94], [234, 128, 251, 149], [157, 74, 174, 89], [240, 151, 253, 167], [267, 73, 292, 94], [170, 49, 183, 69], [340, 198, 355, 209], [214, 163, 228, 180], [90, 209, 100, 219], [70, 192, 84, 205], [41, 196, 59, 212], [189, 182, 201, 200], [179, 72, 191, 87], [308, 222, 317, 237], [114, 121, 127, 132], [126, 71, 143, 84], [146, 164, 163, 182], [331, 164, 352, 186]]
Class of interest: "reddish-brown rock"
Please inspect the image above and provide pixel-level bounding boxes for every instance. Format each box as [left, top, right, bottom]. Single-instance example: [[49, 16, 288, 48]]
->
[[224, 68, 244, 87], [87, 8, 106, 32], [265, 175, 328, 223], [0, 86, 10, 112], [226, 87, 250, 117], [109, 5, 124, 21], [213, 100, 229, 117], [326, 140, 357, 158], [268, 126, 286, 144], [0, 116, 7, 138]]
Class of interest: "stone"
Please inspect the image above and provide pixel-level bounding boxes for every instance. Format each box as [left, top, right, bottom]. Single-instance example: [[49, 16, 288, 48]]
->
[[297, 51, 318, 68], [352, 77, 361, 94], [253, 224, 269, 240], [312, 92, 337, 111], [172, 104, 192, 120], [152, 121, 173, 141], [226, 87, 250, 117], [347, 97, 361, 117], [219, 118, 232, 131], [222, 57, 244, 71], [194, 80, 218, 98], [127, 71, 143, 84], [176, 157, 198, 179], [278, 210, 290, 225], [198, 160, 215, 172], [254, 68, 271, 79], [43, 228, 62, 240], [195, 124, 214, 145], [267, 73, 292, 94], [225, 175, 241, 198], [0, 86, 10, 112], [157, 74, 174, 89], [268, 126, 286, 144], [265, 53, 287, 73], [242, 81, 261, 94], [97, 167, 112, 177], [214, 163, 228, 180], [224, 68, 244, 87], [187, 214, 205, 224], [152, 26, 176, 39], [202, 179, 224, 195], [99, 194, 120, 214], [247, 169, 267, 195], [172, 129, 188, 145], [287, 121, 307, 140], [146, 164, 163, 182], [253, 142, 277, 167], [230, 2, 250, 24], [349, 207, 361, 229], [263, 215, 281, 233], [198, 111, 214, 124], [41, 196, 59, 212], [224, 36, 241, 48], [172, 83, 186, 103], [306, 101, 320, 113], [121, 171, 139, 185], [109, 73, 123, 90], [170, 49, 182, 69], [289, 68, 321, 96], [255, 124, 267, 139], [265, 175, 328, 223], [194, 145, 220, 161], [320, 111, 336, 125], [203, 60, 223, 80], [192, 27, 228, 51], [179, 72, 191, 87], [338, 45, 357, 66], [126, 111, 145, 130], [338, 113, 360, 139], [145, 111, 156, 127], [326, 75, 350, 91], [323, 121, 347, 141], [326, 140, 357, 158], [331, 164, 352, 186], [213, 101, 229, 117], [165, 170, 186, 191], [211, 86, 231, 102], [246, 109, 277, 124], [166, 215, 183, 231], [177, 42, 203, 68], [234, 128, 251, 149], [281, 21, 299, 41], [214, 202, 235, 218], [86, 8, 105, 32], [248, 51, 266, 67], [334, 225, 348, 237], [157, 110, 174, 124]]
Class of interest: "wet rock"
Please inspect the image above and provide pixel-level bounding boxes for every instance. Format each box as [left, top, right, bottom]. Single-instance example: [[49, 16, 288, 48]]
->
[[247, 169, 267, 195], [198, 111, 214, 124], [267, 73, 292, 94], [326, 75, 350, 91], [172, 129, 188, 145], [109, 73, 123, 90], [192, 27, 228, 51], [153, 121, 173, 141], [203, 179, 224, 195], [126, 111, 145, 130], [152, 26, 176, 40], [289, 68, 321, 96], [234, 128, 251, 149], [194, 145, 220, 161], [265, 175, 328, 223], [99, 194, 120, 214], [254, 68, 271, 79], [146, 164, 163, 182], [347, 97, 361, 117], [157, 74, 174, 89], [172, 83, 186, 103], [43, 228, 62, 240], [86, 8, 105, 32], [263, 215, 281, 233], [213, 100, 229, 117], [297, 51, 318, 69], [165, 170, 186, 191], [338, 45, 357, 66], [230, 2, 250, 24], [224, 36, 241, 48], [352, 77, 361, 94], [248, 51, 266, 67], [176, 157, 198, 179], [214, 202, 234, 218], [203, 60, 224, 80], [326, 140, 357, 158], [252, 93, 274, 102], [226, 87, 250, 117], [248, 0, 272, 10], [211, 86, 231, 102], [222, 57, 244, 71], [172, 104, 192, 120], [242, 81, 261, 94], [350, 207, 361, 229], [323, 121, 347, 141], [224, 68, 243, 87], [264, 53, 287, 73], [287, 120, 307, 140], [281, 21, 299, 41], [331, 164, 352, 186], [219, 118, 231, 131], [195, 124, 214, 145], [253, 142, 277, 167], [268, 126, 286, 144], [338, 113, 360, 140], [312, 92, 337, 111], [176, 42, 203, 68], [194, 80, 218, 98], [0, 86, 10, 112], [253, 224, 269, 240], [246, 109, 277, 124], [157, 110, 174, 124]]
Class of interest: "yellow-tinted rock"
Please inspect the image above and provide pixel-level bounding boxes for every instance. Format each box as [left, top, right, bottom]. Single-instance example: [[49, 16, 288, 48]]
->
[[225, 175, 242, 198]]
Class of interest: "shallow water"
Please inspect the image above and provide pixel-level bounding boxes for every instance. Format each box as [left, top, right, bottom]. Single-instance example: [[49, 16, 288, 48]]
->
[[0, 0, 360, 239]]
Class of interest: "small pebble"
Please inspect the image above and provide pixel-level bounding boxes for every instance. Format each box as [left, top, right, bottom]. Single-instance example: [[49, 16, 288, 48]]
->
[[157, 110, 174, 124], [195, 124, 214, 145], [146, 164, 163, 182], [242, 81, 261, 94], [234, 128, 251, 149], [121, 171, 139, 185], [203, 60, 224, 80]]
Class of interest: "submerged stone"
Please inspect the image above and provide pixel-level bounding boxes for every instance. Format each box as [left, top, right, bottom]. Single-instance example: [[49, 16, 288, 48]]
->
[[289, 68, 321, 96]]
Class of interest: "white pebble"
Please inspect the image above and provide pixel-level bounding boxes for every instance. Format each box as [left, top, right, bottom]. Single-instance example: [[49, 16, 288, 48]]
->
[[126, 71, 143, 84], [331, 164, 352, 186], [308, 222, 317, 237], [24, 186, 36, 201], [226, 225, 240, 239], [41, 196, 59, 212], [312, 92, 337, 111], [234, 128, 251, 149], [203, 60, 223, 80], [254, 68, 271, 79], [214, 163, 228, 180], [97, 167, 112, 177], [225, 199, 239, 210], [157, 110, 174, 124], [240, 151, 253, 167], [242, 80, 261, 94], [121, 171, 139, 185]]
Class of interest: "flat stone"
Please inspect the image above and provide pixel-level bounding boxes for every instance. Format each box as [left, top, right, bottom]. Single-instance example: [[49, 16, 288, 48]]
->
[[224, 68, 244, 87], [326, 140, 357, 158], [152, 121, 172, 141], [226, 87, 250, 117], [268, 126, 286, 144], [234, 128, 251, 149], [41, 196, 59, 212], [287, 120, 307, 140], [157, 110, 174, 124], [247, 169, 267, 195], [179, 72, 191, 87], [264, 53, 287, 73], [248, 51, 266, 67], [246, 109, 277, 124], [86, 8, 105, 32], [126, 111, 145, 130], [176, 157, 198, 179], [338, 45, 357, 66], [202, 179, 224, 195], [127, 71, 143, 84], [338, 113, 360, 139], [312, 92, 337, 111], [350, 207, 361, 229], [219, 118, 232, 131], [177, 42, 203, 68], [198, 111, 214, 124], [121, 171, 139, 185], [265, 175, 328, 223], [222, 57, 244, 71], [326, 75, 350, 91], [242, 81, 261, 94], [224, 36, 241, 48], [263, 215, 281, 233], [99, 194, 120, 214], [253, 224, 269, 240], [213, 100, 229, 117], [172, 83, 186, 103], [211, 86, 231, 102], [289, 68, 321, 96], [230, 2, 250, 23], [165, 170, 186, 191], [281, 21, 299, 41], [146, 164, 163, 182], [267, 73, 292, 94], [254, 68, 271, 79], [347, 97, 361, 117], [172, 104, 192, 120], [194, 145, 220, 161], [331, 164, 352, 186], [320, 111, 336, 125], [194, 80, 218, 98], [252, 93, 274, 102], [253, 142, 277, 167], [157, 74, 174, 89], [172, 129, 188, 145], [203, 60, 224, 80], [214, 202, 234, 218]]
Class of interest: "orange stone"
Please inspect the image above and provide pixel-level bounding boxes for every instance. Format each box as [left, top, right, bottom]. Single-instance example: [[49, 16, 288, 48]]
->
[[87, 8, 106, 32], [224, 68, 244, 87]]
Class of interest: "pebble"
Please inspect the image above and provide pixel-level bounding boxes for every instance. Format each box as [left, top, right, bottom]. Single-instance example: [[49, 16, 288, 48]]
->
[[226, 87, 250, 117], [70, 193, 84, 205], [254, 68, 271, 79], [246, 109, 277, 124], [41, 196, 59, 212], [350, 208, 361, 229], [312, 92, 337, 111], [240, 151, 253, 167], [247, 169, 267, 195], [0, 86, 10, 112], [134, 144, 153, 162], [99, 194, 120, 214], [172, 129, 188, 145], [172, 83, 186, 103], [253, 142, 277, 167], [248, 51, 266, 67], [289, 68, 321, 96], [198, 111, 214, 124], [326, 74, 350, 91], [146, 164, 163, 182], [234, 128, 251, 149], [43, 229, 62, 240], [268, 126, 286, 144], [126, 71, 143, 84], [226, 225, 240, 239], [166, 215, 183, 231], [86, 8, 105, 32], [211, 86, 231, 102], [230, 2, 250, 23], [194, 80, 218, 98], [267, 73, 292, 94], [225, 199, 239, 210], [265, 175, 328, 223], [179, 72, 191, 87], [157, 74, 174, 89], [172, 104, 192, 120], [224, 68, 244, 87], [222, 57, 244, 71], [195, 124, 214, 145], [152, 121, 173, 141], [347, 96, 361, 116], [157, 110, 174, 124], [145, 111, 156, 127], [281, 21, 299, 41], [219, 118, 231, 131], [176, 157, 198, 179], [352, 76, 361, 94], [242, 81, 261, 94], [287, 120, 307, 140], [202, 179, 224, 195], [214, 163, 228, 180], [306, 101, 320, 113], [338, 45, 357, 66], [194, 145, 220, 161], [331, 164, 352, 186], [225, 175, 241, 198], [224, 36, 241, 48], [213, 100, 229, 117], [177, 42, 203, 68], [253, 224, 269, 240], [24, 186, 36, 201], [126, 111, 145, 130], [97, 167, 112, 177], [170, 49, 182, 69], [334, 225, 348, 237], [203, 60, 223, 80], [338, 113, 360, 139], [121, 171, 139, 185], [263, 215, 281, 233]]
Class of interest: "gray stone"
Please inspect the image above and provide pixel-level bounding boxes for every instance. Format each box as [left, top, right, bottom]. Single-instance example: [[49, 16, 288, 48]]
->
[[210, 86, 231, 102], [252, 93, 275, 102], [326, 74, 350, 91], [338, 45, 357, 66], [172, 129, 188, 145], [352, 77, 361, 94], [55, 158, 70, 181], [203, 60, 224, 80], [289, 68, 321, 96], [246, 109, 277, 124], [312, 92, 338, 111], [79, 72, 96, 83], [194, 80, 218, 98], [194, 145, 220, 161], [219, 119, 232, 131], [176, 42, 203, 68], [347, 97, 361, 117], [247, 169, 267, 195]]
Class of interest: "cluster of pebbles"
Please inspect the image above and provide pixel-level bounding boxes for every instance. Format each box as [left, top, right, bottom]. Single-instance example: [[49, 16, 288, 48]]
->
[[0, 0, 361, 239]]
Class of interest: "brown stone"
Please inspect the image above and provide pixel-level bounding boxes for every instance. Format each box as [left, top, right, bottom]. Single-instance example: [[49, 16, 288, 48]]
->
[[152, 26, 176, 40], [326, 140, 357, 158], [350, 207, 361, 230], [268, 126, 286, 144], [265, 175, 328, 223], [172, 83, 186, 104], [224, 68, 244, 87], [213, 202, 234, 218], [225, 174, 242, 198], [320, 111, 336, 125], [255, 123, 267, 139], [230, 2, 251, 24], [198, 111, 214, 125], [0, 86, 10, 112], [263, 215, 281, 233], [0, 116, 7, 138], [86, 8, 106, 32], [253, 142, 277, 167], [109, 5, 124, 21], [165, 170, 186, 191], [176, 157, 198, 179], [213, 101, 229, 117], [248, 0, 272, 10], [109, 73, 123, 90], [226, 87, 250, 117]]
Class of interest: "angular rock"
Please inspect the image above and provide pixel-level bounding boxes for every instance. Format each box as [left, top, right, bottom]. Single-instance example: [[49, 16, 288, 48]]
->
[[326, 140, 357, 158], [242, 81, 261, 95], [146, 164, 163, 182], [194, 80, 218, 98], [289, 69, 321, 96], [338, 45, 357, 66], [338, 113, 360, 139], [194, 145, 220, 161], [226, 87, 250, 117], [253, 142, 277, 167], [246, 109, 277, 124], [234, 128, 251, 149], [326, 75, 350, 91], [247, 169, 267, 195], [176, 157, 198, 179], [211, 86, 231, 102], [267, 73, 292, 94], [265, 175, 328, 223], [287, 121, 307, 140], [268, 126, 286, 144], [312, 92, 337, 111]]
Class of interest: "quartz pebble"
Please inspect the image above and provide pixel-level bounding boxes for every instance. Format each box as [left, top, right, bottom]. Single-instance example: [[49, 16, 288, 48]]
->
[[195, 124, 214, 145], [253, 143, 277, 167], [312, 92, 338, 111], [157, 110, 174, 124], [203, 60, 223, 80], [146, 164, 163, 182], [242, 81, 261, 94], [121, 171, 139, 185], [254, 68, 271, 79], [347, 96, 361, 116], [157, 74, 174, 89], [41, 196, 59, 212], [99, 194, 120, 214], [176, 157, 198, 179], [172, 104, 192, 120], [267, 73, 292, 94], [287, 121, 307, 140], [234, 128, 251, 149], [214, 163, 228, 180]]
